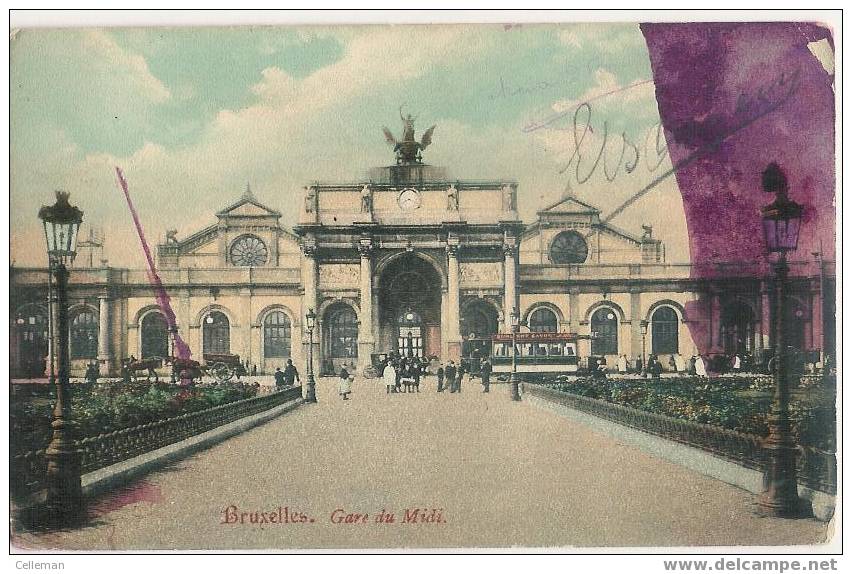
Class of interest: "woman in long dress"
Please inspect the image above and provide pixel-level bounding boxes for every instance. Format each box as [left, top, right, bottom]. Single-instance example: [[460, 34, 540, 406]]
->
[[383, 362, 397, 394], [695, 355, 707, 378]]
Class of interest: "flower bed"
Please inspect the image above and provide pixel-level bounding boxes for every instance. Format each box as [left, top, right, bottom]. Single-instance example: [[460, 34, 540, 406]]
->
[[10, 381, 261, 457], [533, 375, 835, 452]]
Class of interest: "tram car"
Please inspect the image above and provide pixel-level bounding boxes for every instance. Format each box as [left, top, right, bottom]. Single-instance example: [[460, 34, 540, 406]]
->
[[490, 332, 580, 375]]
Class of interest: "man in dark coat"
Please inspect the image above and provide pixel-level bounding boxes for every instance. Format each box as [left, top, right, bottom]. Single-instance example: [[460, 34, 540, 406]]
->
[[445, 361, 457, 394], [282, 359, 300, 386], [436, 363, 445, 392], [455, 364, 466, 393], [480, 358, 492, 393]]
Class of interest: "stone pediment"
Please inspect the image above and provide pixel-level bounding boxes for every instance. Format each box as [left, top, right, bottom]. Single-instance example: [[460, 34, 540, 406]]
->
[[216, 185, 281, 219], [537, 194, 601, 216]]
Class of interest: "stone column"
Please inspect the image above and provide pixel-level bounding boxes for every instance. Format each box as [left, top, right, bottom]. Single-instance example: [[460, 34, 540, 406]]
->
[[445, 236, 462, 361], [629, 290, 642, 362], [568, 289, 580, 334], [503, 235, 518, 325], [239, 287, 252, 365], [301, 236, 319, 382], [97, 295, 110, 374], [357, 237, 375, 371]]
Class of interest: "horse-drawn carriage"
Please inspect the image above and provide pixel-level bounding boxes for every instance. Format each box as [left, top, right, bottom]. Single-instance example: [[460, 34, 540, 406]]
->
[[121, 353, 247, 384], [169, 353, 247, 383], [120, 356, 163, 383]]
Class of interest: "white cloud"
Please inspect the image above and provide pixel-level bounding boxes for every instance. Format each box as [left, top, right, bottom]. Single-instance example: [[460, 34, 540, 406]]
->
[[81, 30, 171, 103]]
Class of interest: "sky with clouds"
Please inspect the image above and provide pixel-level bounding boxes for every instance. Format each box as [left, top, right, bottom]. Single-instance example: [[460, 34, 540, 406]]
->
[[10, 23, 690, 267]]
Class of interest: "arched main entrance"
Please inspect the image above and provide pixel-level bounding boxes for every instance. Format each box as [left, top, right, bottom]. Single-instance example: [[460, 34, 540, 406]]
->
[[378, 253, 443, 359]]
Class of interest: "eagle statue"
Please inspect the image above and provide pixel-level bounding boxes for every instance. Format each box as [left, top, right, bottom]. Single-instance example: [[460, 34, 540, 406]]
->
[[383, 109, 436, 165]]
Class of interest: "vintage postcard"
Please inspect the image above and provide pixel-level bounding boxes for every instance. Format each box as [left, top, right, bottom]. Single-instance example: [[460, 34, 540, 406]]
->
[[7, 11, 840, 556]]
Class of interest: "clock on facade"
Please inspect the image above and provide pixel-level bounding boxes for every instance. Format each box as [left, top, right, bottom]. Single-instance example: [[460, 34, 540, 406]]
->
[[398, 188, 422, 211], [230, 234, 268, 267], [549, 230, 589, 264]]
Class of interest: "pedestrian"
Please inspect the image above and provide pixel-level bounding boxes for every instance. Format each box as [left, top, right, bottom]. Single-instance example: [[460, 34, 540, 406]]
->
[[595, 356, 608, 379], [732, 353, 742, 373], [480, 358, 492, 393], [650, 355, 662, 379], [436, 363, 445, 392], [445, 361, 457, 394], [338, 366, 352, 400], [401, 365, 414, 393], [617, 354, 628, 375], [383, 361, 397, 394], [274, 367, 287, 388], [695, 354, 707, 378], [455, 363, 466, 393], [282, 358, 300, 386], [412, 362, 421, 393], [673, 353, 686, 373]]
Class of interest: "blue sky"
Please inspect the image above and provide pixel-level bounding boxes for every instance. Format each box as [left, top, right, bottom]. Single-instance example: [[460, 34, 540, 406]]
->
[[10, 23, 688, 266]]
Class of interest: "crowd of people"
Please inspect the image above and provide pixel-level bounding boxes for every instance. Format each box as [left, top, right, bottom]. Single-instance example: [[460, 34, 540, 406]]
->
[[273, 353, 499, 401]]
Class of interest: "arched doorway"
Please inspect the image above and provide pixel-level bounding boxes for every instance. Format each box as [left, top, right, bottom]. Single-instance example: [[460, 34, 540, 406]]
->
[[203, 311, 230, 354], [378, 253, 443, 359], [721, 301, 755, 355], [461, 299, 498, 340], [460, 299, 499, 366], [13, 304, 48, 378], [322, 303, 359, 375], [651, 306, 679, 355], [141, 311, 169, 359], [590, 307, 618, 356]]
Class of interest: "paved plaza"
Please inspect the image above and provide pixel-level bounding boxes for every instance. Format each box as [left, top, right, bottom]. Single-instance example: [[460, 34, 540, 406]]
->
[[14, 378, 830, 551]]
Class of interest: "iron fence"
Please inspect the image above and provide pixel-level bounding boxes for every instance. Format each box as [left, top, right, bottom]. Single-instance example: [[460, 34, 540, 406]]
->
[[11, 386, 302, 500], [523, 383, 836, 495]]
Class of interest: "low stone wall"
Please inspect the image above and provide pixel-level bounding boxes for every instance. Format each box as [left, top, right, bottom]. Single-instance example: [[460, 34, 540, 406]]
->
[[12, 385, 304, 502], [522, 383, 835, 522]]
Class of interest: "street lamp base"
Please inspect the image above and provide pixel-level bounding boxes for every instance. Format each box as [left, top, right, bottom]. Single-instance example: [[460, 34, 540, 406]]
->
[[757, 488, 811, 518], [305, 379, 317, 403], [510, 376, 521, 401]]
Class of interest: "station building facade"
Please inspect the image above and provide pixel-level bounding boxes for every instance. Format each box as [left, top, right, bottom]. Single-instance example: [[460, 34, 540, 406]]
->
[[10, 150, 835, 379]]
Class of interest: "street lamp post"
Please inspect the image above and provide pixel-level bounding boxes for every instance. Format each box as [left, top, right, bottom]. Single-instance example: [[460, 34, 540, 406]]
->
[[305, 308, 317, 403], [510, 306, 521, 401], [38, 190, 84, 527], [758, 162, 806, 518], [640, 320, 649, 376]]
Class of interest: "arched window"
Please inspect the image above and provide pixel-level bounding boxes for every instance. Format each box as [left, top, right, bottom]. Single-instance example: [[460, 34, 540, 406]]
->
[[651, 306, 679, 354], [141, 312, 169, 359], [721, 302, 754, 355], [528, 307, 559, 333], [264, 311, 292, 358], [549, 231, 589, 264], [327, 306, 358, 359], [590, 307, 618, 355], [70, 309, 98, 359], [203, 311, 230, 354]]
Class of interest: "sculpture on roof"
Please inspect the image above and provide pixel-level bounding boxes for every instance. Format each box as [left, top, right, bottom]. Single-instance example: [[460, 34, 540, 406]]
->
[[382, 107, 436, 165], [304, 186, 317, 214]]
